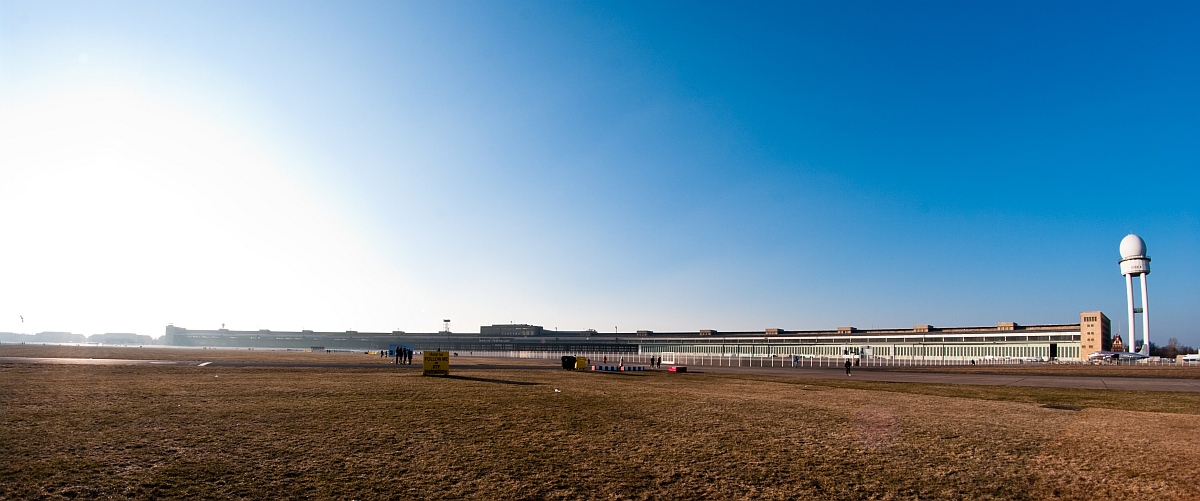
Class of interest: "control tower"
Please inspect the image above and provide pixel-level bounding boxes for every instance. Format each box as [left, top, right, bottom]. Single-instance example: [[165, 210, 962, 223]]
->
[[1118, 234, 1151, 354]]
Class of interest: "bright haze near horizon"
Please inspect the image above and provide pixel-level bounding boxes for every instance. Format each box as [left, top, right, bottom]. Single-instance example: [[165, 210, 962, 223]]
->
[[1, 1, 1197, 344]]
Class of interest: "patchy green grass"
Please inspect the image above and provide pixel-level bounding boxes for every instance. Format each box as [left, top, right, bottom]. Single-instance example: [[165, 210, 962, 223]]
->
[[2, 359, 1199, 500]]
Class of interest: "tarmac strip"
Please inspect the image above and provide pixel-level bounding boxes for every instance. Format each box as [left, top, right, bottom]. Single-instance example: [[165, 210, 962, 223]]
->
[[4, 356, 1200, 392], [0, 357, 558, 371], [0, 357, 198, 366]]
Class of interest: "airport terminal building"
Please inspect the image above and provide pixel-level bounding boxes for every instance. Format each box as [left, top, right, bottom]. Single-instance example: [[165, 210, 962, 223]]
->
[[164, 311, 1108, 363]]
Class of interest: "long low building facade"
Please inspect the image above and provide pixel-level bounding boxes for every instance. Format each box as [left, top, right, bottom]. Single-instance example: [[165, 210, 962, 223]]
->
[[164, 311, 1110, 362]]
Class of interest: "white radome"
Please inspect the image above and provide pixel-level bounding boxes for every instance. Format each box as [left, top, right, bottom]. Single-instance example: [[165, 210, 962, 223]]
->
[[1119, 233, 1147, 259]]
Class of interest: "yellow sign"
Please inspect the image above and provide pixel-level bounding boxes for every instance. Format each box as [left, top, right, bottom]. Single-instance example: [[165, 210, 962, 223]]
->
[[575, 357, 588, 370], [423, 351, 450, 376]]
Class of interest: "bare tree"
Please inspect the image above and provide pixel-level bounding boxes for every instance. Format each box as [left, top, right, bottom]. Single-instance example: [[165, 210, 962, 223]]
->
[[1151, 338, 1198, 358]]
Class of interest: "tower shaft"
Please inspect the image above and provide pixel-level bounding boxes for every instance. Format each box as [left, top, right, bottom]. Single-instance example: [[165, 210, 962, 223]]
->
[[1125, 274, 1136, 353], [1140, 274, 1150, 354]]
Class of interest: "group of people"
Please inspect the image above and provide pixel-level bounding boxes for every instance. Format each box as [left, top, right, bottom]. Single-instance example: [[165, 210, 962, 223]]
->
[[382, 348, 413, 365]]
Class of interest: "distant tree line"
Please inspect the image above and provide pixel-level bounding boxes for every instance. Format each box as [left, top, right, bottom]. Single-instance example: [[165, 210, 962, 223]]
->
[[0, 331, 157, 345], [1149, 338, 1198, 358]]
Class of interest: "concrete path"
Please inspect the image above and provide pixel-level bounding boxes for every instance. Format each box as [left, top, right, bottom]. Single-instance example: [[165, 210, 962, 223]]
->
[[0, 357, 557, 371], [5, 356, 1200, 392], [0, 357, 201, 366]]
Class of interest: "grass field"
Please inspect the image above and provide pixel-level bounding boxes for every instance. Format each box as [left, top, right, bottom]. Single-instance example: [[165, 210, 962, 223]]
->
[[878, 363, 1200, 380], [3, 347, 1200, 500]]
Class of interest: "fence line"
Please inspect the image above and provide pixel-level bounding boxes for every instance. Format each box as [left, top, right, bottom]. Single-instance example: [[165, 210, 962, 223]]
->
[[451, 350, 1191, 367]]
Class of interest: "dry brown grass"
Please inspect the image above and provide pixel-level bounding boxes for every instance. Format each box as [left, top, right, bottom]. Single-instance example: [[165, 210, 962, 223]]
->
[[3, 349, 1199, 500], [718, 374, 1200, 416], [876, 363, 1200, 379]]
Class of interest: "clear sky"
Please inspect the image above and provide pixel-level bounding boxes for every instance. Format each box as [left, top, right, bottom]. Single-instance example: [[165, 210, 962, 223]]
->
[[1, 1, 1197, 344]]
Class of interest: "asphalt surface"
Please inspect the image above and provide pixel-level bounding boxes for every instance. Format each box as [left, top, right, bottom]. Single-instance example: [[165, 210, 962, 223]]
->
[[4, 356, 1200, 392], [0, 357, 557, 371]]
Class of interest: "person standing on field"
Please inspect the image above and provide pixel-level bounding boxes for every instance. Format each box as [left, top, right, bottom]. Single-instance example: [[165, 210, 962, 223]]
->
[[845, 359, 852, 376]]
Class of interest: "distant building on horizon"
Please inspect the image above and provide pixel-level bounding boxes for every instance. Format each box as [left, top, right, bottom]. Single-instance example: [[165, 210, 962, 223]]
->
[[0, 331, 156, 345], [162, 311, 1103, 361]]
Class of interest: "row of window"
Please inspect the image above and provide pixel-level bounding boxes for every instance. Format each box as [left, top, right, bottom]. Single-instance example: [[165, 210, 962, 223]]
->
[[641, 344, 1080, 359], [636, 334, 1079, 345]]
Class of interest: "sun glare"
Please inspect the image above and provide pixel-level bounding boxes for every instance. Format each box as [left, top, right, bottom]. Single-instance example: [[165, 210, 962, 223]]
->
[[0, 85, 410, 336]]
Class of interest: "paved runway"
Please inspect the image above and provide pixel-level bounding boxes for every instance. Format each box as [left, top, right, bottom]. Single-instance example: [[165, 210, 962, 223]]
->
[[0, 357, 557, 371], [0, 357, 203, 366], [4, 356, 1200, 392]]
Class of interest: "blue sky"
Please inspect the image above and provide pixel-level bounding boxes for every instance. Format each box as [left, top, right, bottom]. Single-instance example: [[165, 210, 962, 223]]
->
[[1, 1, 1197, 344]]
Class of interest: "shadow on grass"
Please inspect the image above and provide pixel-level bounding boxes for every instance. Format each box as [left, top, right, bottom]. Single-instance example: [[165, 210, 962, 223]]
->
[[436, 375, 542, 386], [591, 371, 649, 377], [1041, 403, 1084, 411]]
